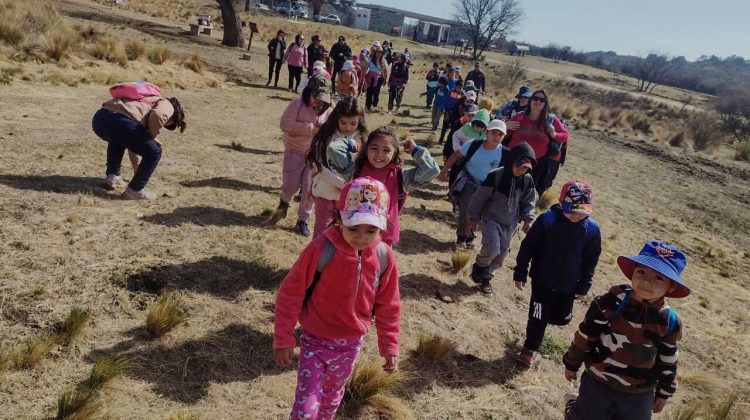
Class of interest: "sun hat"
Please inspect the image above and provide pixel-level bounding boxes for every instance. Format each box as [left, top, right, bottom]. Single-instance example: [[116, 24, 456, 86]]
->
[[486, 119, 507, 134], [558, 180, 594, 215], [517, 85, 532, 98], [617, 241, 690, 298], [465, 90, 477, 103], [306, 75, 331, 104], [342, 60, 354, 71], [337, 177, 390, 230]]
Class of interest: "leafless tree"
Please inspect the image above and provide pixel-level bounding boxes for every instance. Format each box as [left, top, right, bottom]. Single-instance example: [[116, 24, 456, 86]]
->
[[216, 0, 244, 48], [633, 53, 671, 93], [453, 0, 523, 62]]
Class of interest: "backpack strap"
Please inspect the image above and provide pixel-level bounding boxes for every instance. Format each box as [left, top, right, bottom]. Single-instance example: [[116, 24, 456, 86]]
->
[[454, 139, 484, 175], [303, 238, 336, 306], [396, 169, 407, 212], [666, 308, 679, 336], [373, 242, 388, 292]]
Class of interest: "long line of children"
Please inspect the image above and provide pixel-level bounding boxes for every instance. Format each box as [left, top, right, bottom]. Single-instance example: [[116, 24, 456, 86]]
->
[[271, 70, 690, 420]]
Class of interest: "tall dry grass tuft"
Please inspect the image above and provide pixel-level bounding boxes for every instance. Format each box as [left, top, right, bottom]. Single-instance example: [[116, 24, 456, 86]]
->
[[415, 334, 457, 361], [688, 113, 723, 151], [450, 251, 471, 273], [342, 358, 411, 419], [89, 37, 128, 67], [124, 39, 146, 60], [86, 356, 128, 389], [145, 293, 187, 338], [56, 387, 102, 420], [423, 133, 436, 148], [665, 393, 742, 420], [183, 53, 204, 73], [536, 189, 558, 211], [147, 46, 172, 65], [168, 413, 199, 420], [732, 137, 750, 161], [18, 335, 55, 368], [0, 20, 24, 46], [41, 24, 81, 61], [59, 307, 90, 348]]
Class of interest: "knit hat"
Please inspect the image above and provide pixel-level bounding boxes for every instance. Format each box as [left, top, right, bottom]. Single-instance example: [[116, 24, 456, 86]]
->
[[342, 60, 354, 71], [307, 75, 331, 104], [516, 85, 532, 98], [486, 119, 506, 133], [559, 180, 593, 215], [617, 241, 690, 298], [337, 177, 390, 230]]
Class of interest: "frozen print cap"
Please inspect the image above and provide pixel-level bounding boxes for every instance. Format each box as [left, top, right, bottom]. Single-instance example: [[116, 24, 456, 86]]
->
[[337, 177, 390, 230]]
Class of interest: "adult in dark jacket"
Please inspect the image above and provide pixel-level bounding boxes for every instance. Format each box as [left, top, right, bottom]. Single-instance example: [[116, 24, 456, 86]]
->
[[465, 63, 486, 94], [329, 36, 352, 86], [307, 35, 326, 75], [266, 30, 286, 88], [513, 180, 602, 367]]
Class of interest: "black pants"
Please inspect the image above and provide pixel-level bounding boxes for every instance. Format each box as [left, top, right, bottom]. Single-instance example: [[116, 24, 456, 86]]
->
[[524, 284, 575, 351], [365, 80, 383, 110], [331, 61, 344, 86], [267, 57, 283, 87], [387, 85, 404, 110], [288, 65, 303, 91], [439, 109, 454, 142], [532, 158, 561, 196], [566, 372, 655, 420]]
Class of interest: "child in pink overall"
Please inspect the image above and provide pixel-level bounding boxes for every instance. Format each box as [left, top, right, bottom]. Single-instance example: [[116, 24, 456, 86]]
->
[[274, 177, 401, 420]]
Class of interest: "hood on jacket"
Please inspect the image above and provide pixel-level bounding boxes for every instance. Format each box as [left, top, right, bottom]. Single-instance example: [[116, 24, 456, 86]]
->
[[471, 109, 490, 126], [506, 141, 537, 167]]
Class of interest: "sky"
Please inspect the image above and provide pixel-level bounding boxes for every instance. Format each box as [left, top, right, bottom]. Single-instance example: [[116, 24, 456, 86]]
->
[[366, 0, 750, 60]]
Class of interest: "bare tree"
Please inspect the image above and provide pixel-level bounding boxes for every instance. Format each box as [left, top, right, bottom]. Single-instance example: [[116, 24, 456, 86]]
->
[[633, 53, 671, 93], [453, 0, 523, 62], [216, 0, 244, 48], [310, 0, 323, 17]]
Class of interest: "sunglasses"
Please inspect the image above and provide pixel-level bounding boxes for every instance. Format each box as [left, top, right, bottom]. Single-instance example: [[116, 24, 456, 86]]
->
[[531, 96, 547, 103]]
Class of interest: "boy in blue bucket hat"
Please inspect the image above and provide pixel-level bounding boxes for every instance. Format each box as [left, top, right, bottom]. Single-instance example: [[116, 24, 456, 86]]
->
[[562, 241, 690, 420]]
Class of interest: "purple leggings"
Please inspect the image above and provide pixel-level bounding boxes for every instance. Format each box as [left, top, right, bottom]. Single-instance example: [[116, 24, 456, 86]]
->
[[313, 198, 337, 238], [290, 330, 363, 420]]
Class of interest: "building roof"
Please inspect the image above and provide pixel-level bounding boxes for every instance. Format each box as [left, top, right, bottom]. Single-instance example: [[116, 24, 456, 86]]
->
[[357, 3, 460, 26]]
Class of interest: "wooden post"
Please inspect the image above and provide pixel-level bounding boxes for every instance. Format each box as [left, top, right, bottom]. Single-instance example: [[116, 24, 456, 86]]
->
[[246, 22, 258, 52]]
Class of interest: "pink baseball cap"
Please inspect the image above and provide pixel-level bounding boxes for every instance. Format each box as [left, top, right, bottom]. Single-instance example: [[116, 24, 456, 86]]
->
[[337, 177, 390, 230]]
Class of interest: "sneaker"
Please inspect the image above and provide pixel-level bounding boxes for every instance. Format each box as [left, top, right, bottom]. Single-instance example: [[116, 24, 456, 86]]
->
[[479, 280, 493, 295], [121, 187, 156, 200], [515, 348, 539, 368], [294, 220, 310, 237], [470, 263, 485, 285], [104, 174, 126, 191], [564, 393, 578, 417]]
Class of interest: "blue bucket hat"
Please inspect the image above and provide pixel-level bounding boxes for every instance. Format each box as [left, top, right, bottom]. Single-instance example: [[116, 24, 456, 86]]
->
[[617, 241, 690, 298], [517, 85, 532, 98]]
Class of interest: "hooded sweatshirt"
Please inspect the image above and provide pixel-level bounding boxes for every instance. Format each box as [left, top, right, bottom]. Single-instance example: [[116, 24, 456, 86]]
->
[[563, 284, 682, 399], [279, 97, 333, 154], [274, 226, 401, 356], [336, 61, 358, 97], [451, 109, 490, 152], [102, 97, 174, 139], [467, 142, 537, 225]]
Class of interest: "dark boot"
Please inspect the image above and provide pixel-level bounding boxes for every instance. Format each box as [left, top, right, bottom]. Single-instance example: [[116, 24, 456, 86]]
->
[[470, 262, 486, 284], [265, 198, 289, 225]]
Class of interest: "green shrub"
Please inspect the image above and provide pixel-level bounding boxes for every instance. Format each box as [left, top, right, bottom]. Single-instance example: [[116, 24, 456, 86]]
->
[[733, 137, 750, 161]]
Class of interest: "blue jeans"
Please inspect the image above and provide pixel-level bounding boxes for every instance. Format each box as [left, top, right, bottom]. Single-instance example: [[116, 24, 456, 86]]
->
[[92, 108, 162, 191]]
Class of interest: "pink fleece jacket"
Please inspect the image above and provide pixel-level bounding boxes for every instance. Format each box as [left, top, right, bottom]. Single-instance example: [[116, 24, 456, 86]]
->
[[280, 97, 332, 154], [274, 226, 401, 356], [507, 112, 569, 161], [283, 42, 308, 69]]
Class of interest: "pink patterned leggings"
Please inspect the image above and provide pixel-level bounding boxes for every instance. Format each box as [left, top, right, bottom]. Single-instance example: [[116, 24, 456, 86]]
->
[[290, 330, 363, 420]]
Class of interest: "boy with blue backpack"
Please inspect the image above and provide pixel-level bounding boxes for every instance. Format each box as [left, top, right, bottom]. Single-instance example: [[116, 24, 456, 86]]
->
[[431, 77, 451, 134], [562, 241, 688, 419], [513, 180, 601, 366]]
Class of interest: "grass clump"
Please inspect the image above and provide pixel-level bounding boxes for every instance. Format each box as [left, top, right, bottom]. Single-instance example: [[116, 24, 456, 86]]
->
[[145, 293, 187, 338], [16, 334, 56, 368], [397, 127, 411, 141], [342, 358, 411, 419], [688, 113, 723, 151], [147, 46, 172, 64], [423, 133, 436, 148], [183, 53, 204, 73], [86, 356, 128, 389], [59, 307, 90, 348], [124, 38, 146, 60], [168, 413, 199, 420], [733, 137, 750, 161], [415, 334, 457, 361], [450, 251, 471, 273], [666, 393, 743, 420], [56, 387, 102, 420], [230, 140, 244, 151], [89, 37, 128, 67], [535, 188, 558, 211], [42, 24, 81, 61], [540, 334, 568, 361]]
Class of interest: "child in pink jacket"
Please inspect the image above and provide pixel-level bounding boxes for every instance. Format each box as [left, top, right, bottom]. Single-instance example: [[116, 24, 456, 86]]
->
[[268, 75, 333, 237], [274, 177, 401, 420]]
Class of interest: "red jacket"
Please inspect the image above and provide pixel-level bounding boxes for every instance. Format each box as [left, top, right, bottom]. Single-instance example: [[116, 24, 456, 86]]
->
[[507, 112, 569, 161], [274, 226, 401, 356]]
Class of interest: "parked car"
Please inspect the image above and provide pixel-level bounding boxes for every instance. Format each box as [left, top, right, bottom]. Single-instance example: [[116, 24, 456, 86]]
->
[[290, 5, 308, 18], [255, 2, 270, 10], [275, 4, 291, 14], [314, 13, 340, 24]]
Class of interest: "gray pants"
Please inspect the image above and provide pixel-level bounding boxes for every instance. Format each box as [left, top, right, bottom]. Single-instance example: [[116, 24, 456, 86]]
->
[[456, 181, 479, 238], [566, 372, 655, 420], [431, 106, 445, 131], [474, 220, 516, 279]]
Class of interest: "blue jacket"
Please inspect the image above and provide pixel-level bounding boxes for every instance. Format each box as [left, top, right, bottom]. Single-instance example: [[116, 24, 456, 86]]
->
[[434, 86, 451, 110], [513, 205, 602, 294]]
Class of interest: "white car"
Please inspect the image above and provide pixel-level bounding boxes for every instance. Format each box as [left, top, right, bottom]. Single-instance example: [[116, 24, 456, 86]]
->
[[255, 2, 270, 10], [315, 13, 340, 25]]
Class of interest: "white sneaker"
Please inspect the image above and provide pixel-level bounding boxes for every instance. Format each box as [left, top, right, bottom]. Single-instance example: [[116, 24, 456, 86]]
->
[[121, 187, 156, 200], [104, 175, 126, 191]]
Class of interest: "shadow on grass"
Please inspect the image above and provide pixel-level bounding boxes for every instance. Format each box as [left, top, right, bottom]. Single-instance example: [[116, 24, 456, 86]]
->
[[180, 177, 279, 193], [114, 255, 287, 298], [88, 324, 278, 404], [214, 144, 283, 155], [0, 175, 109, 197], [142, 206, 257, 227], [408, 188, 449, 202], [402, 347, 524, 396], [401, 205, 454, 224], [267, 94, 294, 101], [396, 230, 454, 255], [399, 273, 477, 302]]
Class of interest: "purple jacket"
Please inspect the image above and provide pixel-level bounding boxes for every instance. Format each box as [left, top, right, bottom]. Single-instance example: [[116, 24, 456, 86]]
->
[[388, 61, 409, 87]]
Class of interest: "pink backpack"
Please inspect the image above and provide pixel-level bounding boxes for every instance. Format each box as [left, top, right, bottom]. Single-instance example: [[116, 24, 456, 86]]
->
[[109, 81, 161, 101]]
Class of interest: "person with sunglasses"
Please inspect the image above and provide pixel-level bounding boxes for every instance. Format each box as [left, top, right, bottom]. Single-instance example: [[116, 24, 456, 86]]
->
[[506, 89, 569, 196]]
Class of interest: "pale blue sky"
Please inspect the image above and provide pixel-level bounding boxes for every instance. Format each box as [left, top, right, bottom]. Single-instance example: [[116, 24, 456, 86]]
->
[[368, 0, 750, 60]]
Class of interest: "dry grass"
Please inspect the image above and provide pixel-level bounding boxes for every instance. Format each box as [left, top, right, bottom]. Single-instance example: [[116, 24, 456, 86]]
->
[[183, 52, 204, 73], [56, 388, 102, 420], [733, 137, 750, 161], [59, 307, 91, 348], [342, 358, 411, 419], [450, 251, 471, 273], [168, 413, 199, 420], [535, 188, 558, 211], [230, 140, 244, 151], [666, 393, 742, 420], [669, 131, 688, 148], [145, 293, 187, 338], [414, 334, 457, 362], [14, 335, 56, 369], [688, 113, 724, 151], [397, 127, 411, 141], [124, 38, 146, 60], [423, 133, 436, 148], [86, 356, 128, 389], [89, 36, 128, 67], [147, 46, 172, 65]]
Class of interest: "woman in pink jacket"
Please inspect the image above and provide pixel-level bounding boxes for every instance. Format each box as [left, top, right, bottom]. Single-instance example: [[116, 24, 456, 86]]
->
[[506, 89, 570, 196], [267, 75, 333, 236], [284, 33, 308, 93], [274, 177, 401, 420]]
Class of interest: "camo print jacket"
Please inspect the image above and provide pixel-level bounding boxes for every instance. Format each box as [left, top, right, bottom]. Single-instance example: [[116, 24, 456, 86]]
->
[[563, 285, 682, 399]]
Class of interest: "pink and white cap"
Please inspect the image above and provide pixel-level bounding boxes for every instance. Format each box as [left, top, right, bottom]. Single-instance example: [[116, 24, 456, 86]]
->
[[337, 177, 390, 230]]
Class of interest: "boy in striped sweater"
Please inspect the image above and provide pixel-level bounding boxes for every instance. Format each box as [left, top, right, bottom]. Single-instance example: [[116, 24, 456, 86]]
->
[[563, 241, 690, 420]]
